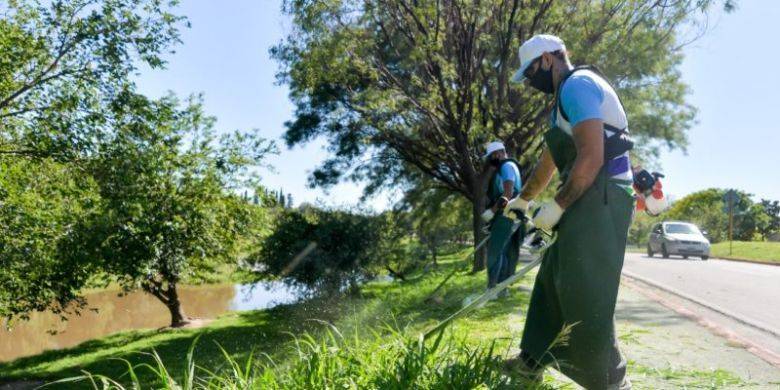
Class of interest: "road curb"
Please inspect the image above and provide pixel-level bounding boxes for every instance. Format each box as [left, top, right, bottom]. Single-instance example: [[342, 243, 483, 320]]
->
[[714, 256, 780, 267], [621, 275, 780, 369], [625, 250, 779, 267], [621, 270, 780, 338]]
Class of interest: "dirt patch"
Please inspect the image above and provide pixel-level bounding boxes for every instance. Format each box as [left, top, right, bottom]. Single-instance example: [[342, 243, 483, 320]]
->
[[159, 317, 215, 331]]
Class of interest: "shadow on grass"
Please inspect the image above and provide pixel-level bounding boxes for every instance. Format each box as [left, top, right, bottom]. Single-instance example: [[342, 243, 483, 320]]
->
[[0, 248, 646, 388], [0, 302, 343, 387]]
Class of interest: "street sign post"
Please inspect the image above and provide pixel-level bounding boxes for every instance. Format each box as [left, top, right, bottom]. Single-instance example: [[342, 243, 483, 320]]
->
[[723, 189, 739, 255]]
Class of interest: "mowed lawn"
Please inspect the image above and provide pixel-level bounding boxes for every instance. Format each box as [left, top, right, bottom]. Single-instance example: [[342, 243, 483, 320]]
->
[[710, 241, 780, 264]]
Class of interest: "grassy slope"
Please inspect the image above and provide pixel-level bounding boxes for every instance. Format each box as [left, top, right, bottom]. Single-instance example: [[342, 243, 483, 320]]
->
[[0, 249, 750, 388], [710, 241, 780, 263]]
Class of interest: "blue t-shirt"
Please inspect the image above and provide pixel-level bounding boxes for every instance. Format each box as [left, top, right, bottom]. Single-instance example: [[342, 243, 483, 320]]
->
[[558, 74, 604, 127], [494, 162, 522, 196], [552, 70, 634, 183]]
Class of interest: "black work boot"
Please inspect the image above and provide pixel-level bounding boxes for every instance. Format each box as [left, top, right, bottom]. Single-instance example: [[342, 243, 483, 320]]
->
[[607, 377, 632, 390], [503, 353, 544, 385]]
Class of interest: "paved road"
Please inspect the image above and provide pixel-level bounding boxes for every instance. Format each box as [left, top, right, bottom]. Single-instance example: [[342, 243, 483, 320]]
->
[[623, 253, 780, 340]]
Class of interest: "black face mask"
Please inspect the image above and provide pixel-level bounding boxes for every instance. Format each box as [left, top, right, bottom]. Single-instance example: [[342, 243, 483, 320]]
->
[[489, 158, 503, 168], [528, 63, 554, 94]]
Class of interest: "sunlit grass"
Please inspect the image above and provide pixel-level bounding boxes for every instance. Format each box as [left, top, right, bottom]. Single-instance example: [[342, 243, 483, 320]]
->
[[46, 326, 552, 389], [710, 241, 780, 263], [629, 362, 750, 389], [1, 246, 753, 389]]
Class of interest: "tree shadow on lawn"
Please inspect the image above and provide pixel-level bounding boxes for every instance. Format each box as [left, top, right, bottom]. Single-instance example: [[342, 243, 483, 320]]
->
[[0, 303, 341, 388], [0, 257, 537, 388]]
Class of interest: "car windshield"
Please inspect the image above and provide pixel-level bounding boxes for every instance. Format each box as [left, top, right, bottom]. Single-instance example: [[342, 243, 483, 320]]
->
[[665, 223, 699, 234]]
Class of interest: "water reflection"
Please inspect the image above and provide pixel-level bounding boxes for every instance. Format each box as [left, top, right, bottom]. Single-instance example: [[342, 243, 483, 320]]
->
[[0, 281, 298, 362]]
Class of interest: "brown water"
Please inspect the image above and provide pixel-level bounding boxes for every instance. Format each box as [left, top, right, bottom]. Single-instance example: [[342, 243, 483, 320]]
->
[[0, 282, 298, 362]]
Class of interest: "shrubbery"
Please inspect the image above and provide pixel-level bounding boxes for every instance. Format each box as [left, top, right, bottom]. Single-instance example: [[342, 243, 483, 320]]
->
[[251, 207, 432, 294]]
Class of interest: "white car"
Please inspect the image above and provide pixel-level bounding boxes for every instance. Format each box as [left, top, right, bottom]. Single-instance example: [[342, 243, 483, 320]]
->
[[647, 221, 711, 260]]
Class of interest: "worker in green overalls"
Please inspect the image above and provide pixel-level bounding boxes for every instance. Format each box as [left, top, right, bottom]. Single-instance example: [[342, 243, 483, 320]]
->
[[480, 141, 524, 296], [504, 34, 635, 390]]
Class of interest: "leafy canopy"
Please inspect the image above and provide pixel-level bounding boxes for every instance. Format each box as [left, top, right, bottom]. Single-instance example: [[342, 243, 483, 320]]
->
[[274, 0, 734, 202], [0, 0, 186, 158]]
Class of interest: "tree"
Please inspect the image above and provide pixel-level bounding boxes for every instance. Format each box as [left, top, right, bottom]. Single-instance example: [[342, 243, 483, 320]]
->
[[759, 199, 780, 240], [403, 179, 471, 265], [252, 207, 390, 294], [627, 212, 659, 248], [65, 92, 274, 327], [0, 0, 186, 159], [0, 0, 185, 322], [0, 159, 99, 320], [273, 0, 733, 270], [665, 188, 764, 242]]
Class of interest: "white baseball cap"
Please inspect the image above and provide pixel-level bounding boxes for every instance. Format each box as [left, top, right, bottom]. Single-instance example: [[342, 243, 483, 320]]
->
[[511, 34, 566, 83], [483, 141, 505, 159]]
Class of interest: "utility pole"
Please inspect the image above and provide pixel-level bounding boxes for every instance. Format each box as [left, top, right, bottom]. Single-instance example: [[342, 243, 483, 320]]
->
[[728, 203, 734, 256], [723, 189, 738, 256]]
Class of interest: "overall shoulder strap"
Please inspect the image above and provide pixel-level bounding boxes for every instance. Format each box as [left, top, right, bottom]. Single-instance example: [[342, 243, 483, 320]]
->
[[556, 65, 627, 131], [487, 158, 522, 205], [499, 158, 521, 171]]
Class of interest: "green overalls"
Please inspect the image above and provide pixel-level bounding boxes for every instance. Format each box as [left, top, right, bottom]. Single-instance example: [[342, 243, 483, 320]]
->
[[519, 126, 635, 388], [485, 160, 524, 289]]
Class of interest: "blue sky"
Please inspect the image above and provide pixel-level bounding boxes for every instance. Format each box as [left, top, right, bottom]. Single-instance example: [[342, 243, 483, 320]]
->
[[136, 1, 779, 209]]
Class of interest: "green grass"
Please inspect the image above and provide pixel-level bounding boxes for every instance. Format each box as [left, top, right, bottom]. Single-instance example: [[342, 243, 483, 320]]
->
[[630, 362, 749, 389], [0, 248, 751, 388], [0, 250, 547, 388], [710, 241, 780, 264]]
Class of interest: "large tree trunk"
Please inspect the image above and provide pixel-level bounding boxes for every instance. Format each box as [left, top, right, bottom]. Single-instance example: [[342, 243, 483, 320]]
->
[[144, 280, 189, 328], [471, 196, 487, 272], [163, 283, 188, 328]]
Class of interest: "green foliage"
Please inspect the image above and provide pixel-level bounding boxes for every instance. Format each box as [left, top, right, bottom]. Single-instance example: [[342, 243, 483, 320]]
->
[[274, 0, 728, 192], [0, 0, 187, 159], [62, 92, 274, 325], [0, 0, 188, 321], [627, 212, 661, 247], [404, 186, 472, 263], [274, 0, 733, 269], [666, 188, 769, 243], [376, 211, 429, 280], [252, 207, 392, 294], [0, 158, 100, 319], [758, 199, 780, 239]]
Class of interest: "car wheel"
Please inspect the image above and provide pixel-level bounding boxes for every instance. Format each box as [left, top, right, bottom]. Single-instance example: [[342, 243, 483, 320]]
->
[[661, 244, 669, 258], [701, 256, 709, 261], [647, 245, 654, 257]]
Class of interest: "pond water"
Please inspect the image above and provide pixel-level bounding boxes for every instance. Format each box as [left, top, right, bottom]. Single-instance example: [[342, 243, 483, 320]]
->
[[0, 281, 299, 362]]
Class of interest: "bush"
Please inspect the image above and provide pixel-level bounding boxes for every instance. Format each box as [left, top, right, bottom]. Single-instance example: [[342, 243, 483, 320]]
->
[[251, 208, 397, 294]]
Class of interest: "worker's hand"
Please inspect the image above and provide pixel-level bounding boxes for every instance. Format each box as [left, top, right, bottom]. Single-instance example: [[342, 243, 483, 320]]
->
[[496, 196, 509, 209], [481, 209, 495, 223], [532, 200, 564, 231], [507, 197, 532, 213]]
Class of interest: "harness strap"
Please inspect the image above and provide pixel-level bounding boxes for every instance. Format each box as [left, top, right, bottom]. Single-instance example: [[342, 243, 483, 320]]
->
[[555, 66, 634, 161]]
